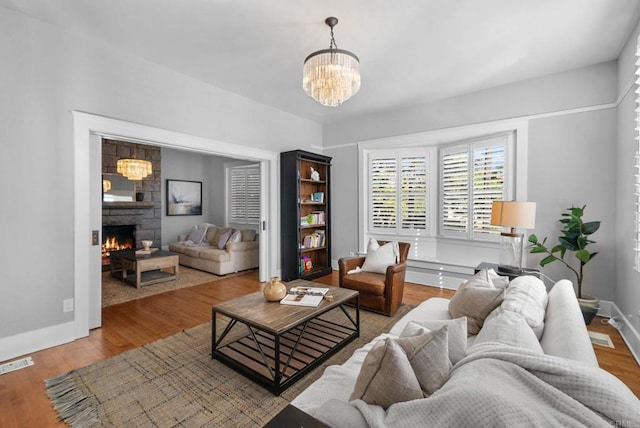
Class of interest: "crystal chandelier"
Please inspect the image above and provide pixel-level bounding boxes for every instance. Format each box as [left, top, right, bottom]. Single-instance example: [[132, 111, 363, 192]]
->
[[303, 17, 360, 107], [117, 146, 152, 181]]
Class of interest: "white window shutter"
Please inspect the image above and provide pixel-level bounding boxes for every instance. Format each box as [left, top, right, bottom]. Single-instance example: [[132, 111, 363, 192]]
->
[[472, 140, 506, 236], [400, 154, 428, 231], [441, 147, 470, 237], [370, 156, 398, 231], [229, 166, 260, 225]]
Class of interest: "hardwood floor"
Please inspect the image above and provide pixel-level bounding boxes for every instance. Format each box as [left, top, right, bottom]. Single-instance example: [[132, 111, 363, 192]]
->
[[1, 270, 638, 427]]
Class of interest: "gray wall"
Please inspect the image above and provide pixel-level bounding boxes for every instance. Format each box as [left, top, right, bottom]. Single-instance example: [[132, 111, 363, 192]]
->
[[324, 61, 618, 300], [616, 21, 640, 320], [0, 7, 321, 339]]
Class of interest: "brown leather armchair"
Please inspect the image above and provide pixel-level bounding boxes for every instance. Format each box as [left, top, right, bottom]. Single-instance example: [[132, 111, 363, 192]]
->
[[338, 241, 410, 316]]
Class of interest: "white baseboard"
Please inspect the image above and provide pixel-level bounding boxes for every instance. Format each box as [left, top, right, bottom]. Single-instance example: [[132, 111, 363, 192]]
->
[[0, 322, 78, 363], [606, 301, 640, 366]]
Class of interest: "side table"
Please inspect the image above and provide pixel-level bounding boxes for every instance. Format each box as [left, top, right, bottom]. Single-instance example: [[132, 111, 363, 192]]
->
[[475, 262, 539, 281]]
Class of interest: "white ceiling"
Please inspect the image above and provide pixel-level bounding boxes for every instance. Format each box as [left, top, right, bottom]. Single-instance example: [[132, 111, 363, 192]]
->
[[3, 0, 640, 124]]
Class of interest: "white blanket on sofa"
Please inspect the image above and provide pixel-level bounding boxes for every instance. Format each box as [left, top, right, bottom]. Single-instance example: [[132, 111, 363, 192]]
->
[[350, 342, 640, 427]]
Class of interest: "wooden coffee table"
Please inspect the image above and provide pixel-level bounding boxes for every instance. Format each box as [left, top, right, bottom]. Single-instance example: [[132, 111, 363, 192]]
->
[[110, 249, 179, 289], [211, 279, 359, 395]]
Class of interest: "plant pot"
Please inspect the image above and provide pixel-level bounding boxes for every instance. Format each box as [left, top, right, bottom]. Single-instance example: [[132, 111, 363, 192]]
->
[[578, 295, 600, 326]]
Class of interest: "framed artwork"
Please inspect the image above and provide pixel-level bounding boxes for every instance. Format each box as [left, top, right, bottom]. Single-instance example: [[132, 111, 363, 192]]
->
[[166, 179, 202, 216]]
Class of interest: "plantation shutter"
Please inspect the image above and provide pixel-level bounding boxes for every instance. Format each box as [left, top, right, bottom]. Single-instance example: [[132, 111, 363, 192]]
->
[[370, 156, 398, 231], [401, 154, 428, 230], [229, 166, 260, 225], [440, 133, 510, 239]]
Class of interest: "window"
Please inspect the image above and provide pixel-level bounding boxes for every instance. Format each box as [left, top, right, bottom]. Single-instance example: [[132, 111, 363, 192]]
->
[[369, 151, 429, 234], [440, 133, 512, 240], [228, 165, 260, 225]]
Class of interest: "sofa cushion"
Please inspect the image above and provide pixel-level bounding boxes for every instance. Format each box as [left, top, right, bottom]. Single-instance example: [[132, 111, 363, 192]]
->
[[342, 272, 385, 295], [350, 338, 423, 410], [227, 230, 242, 247], [474, 309, 544, 353], [314, 399, 368, 428], [472, 268, 510, 288], [240, 229, 257, 242], [501, 276, 548, 339], [183, 246, 209, 258], [449, 279, 505, 335], [361, 238, 399, 274], [205, 227, 218, 244], [168, 243, 187, 254], [216, 229, 233, 249], [396, 327, 451, 396], [199, 248, 231, 262], [400, 317, 467, 365], [226, 241, 259, 252]]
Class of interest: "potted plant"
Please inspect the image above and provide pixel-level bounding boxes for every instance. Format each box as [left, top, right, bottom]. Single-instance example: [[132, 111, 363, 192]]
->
[[527, 205, 601, 325]]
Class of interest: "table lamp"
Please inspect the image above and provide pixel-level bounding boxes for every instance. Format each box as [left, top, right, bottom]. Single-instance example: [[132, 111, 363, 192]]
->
[[490, 201, 536, 275]]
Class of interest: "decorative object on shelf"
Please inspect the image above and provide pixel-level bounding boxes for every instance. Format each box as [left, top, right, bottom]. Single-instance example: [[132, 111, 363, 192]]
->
[[135, 191, 145, 201], [310, 167, 320, 181], [117, 146, 152, 181], [141, 240, 153, 251], [528, 205, 601, 324], [102, 179, 111, 193], [263, 276, 287, 302], [490, 201, 537, 275], [303, 16, 360, 107], [166, 179, 203, 216]]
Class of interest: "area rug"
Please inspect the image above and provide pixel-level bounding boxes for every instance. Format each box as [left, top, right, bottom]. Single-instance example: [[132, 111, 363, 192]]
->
[[102, 266, 248, 307], [45, 304, 412, 427]]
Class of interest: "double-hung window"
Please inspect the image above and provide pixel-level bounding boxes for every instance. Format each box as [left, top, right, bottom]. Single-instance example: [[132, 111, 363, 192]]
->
[[369, 151, 430, 234], [228, 165, 260, 225], [440, 132, 513, 240]]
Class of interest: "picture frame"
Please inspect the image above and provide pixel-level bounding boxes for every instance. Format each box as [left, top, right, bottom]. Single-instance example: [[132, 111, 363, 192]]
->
[[166, 179, 202, 216]]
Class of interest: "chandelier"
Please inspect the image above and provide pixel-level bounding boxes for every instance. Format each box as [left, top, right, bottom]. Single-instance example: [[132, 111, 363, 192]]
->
[[117, 146, 152, 181], [303, 17, 360, 107]]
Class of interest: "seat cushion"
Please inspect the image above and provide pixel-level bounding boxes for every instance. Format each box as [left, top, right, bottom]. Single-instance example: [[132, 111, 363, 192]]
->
[[342, 272, 386, 295], [199, 248, 231, 262], [183, 246, 210, 258], [168, 243, 187, 254]]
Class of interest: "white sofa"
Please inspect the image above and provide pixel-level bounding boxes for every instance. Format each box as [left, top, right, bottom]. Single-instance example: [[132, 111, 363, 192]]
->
[[292, 275, 640, 427], [168, 224, 259, 276]]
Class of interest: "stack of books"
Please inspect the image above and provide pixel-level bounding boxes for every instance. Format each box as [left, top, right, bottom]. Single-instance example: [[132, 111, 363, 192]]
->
[[280, 287, 330, 307], [302, 230, 326, 248]]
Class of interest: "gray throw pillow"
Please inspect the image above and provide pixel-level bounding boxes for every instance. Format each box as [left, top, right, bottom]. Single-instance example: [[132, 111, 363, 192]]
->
[[400, 317, 468, 365], [350, 338, 422, 410], [396, 327, 452, 396], [217, 230, 232, 249], [449, 279, 505, 335]]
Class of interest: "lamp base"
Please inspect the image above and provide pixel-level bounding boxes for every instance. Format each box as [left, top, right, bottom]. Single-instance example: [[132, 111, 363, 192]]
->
[[496, 265, 522, 276]]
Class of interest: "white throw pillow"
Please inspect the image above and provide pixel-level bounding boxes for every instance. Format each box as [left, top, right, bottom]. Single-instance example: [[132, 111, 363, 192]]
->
[[400, 317, 468, 365], [473, 308, 544, 354], [361, 238, 400, 274], [217, 230, 233, 249], [226, 230, 242, 247], [501, 276, 548, 339]]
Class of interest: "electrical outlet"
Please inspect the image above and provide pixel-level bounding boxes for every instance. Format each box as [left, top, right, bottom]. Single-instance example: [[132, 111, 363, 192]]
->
[[63, 298, 74, 313]]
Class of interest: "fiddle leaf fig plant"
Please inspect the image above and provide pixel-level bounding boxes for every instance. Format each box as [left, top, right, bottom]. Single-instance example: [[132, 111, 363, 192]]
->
[[528, 205, 600, 299]]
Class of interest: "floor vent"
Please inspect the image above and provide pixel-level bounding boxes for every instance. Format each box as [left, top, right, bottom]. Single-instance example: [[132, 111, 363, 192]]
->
[[588, 331, 614, 348], [0, 356, 34, 375]]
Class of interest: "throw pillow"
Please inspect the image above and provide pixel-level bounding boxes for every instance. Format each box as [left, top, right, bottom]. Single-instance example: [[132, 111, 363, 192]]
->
[[400, 317, 468, 365], [240, 229, 257, 242], [361, 237, 400, 274], [473, 268, 510, 289], [449, 280, 505, 335], [501, 276, 548, 339], [186, 226, 207, 245], [350, 338, 422, 410], [226, 230, 242, 247], [205, 227, 218, 244], [396, 327, 452, 396], [217, 230, 233, 249]]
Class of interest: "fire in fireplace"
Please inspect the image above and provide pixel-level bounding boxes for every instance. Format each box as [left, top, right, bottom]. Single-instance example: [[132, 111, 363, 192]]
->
[[102, 225, 136, 267]]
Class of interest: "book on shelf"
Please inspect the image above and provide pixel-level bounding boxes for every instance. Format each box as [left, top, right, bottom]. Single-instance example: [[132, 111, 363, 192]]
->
[[280, 293, 323, 307], [302, 229, 326, 248], [301, 211, 325, 227]]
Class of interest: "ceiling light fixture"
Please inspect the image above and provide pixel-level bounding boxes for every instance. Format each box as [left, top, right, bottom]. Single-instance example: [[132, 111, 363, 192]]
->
[[117, 146, 152, 181], [303, 17, 360, 107]]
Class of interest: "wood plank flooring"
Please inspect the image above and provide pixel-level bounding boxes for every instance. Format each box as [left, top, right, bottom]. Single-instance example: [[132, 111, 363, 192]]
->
[[0, 270, 638, 427]]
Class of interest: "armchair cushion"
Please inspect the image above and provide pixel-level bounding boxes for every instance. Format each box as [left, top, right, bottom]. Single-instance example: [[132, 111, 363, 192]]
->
[[361, 238, 399, 274], [343, 272, 386, 295]]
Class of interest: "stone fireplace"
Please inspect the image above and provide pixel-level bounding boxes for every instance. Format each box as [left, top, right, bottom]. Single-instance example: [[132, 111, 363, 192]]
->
[[102, 139, 162, 257], [102, 224, 136, 267]]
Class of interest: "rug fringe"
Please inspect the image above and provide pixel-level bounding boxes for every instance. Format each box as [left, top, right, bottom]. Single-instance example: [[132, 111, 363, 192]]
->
[[45, 373, 100, 427]]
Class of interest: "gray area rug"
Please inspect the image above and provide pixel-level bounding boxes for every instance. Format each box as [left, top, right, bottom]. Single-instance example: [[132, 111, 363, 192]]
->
[[102, 266, 245, 307], [45, 304, 412, 427]]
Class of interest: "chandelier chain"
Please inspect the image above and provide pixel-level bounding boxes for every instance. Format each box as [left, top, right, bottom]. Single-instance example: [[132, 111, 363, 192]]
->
[[329, 26, 337, 50]]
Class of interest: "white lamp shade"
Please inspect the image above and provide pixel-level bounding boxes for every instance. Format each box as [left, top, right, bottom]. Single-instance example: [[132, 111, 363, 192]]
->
[[490, 201, 536, 229]]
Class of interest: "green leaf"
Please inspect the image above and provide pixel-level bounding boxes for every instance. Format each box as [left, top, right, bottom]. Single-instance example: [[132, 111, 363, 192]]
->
[[576, 249, 590, 263], [551, 244, 564, 253], [589, 251, 599, 262], [531, 246, 547, 254], [583, 221, 600, 235], [559, 236, 579, 251], [528, 234, 538, 244], [540, 255, 557, 266]]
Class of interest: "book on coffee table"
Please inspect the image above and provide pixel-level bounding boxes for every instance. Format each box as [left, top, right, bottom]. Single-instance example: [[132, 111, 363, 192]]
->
[[280, 293, 324, 307], [288, 286, 329, 296]]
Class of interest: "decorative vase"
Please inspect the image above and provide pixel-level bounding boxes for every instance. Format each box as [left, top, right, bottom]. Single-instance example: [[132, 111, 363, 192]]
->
[[136, 192, 145, 202], [263, 276, 287, 302], [578, 295, 600, 325]]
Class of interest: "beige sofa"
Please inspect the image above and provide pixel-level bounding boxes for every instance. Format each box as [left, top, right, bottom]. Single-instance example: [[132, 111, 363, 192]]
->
[[168, 224, 259, 276]]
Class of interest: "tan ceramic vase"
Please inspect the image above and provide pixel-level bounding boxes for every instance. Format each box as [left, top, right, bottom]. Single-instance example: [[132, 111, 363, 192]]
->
[[263, 276, 287, 301]]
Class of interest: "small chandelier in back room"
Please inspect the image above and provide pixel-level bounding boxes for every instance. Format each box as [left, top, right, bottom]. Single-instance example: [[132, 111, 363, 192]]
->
[[303, 17, 361, 107], [117, 145, 152, 181]]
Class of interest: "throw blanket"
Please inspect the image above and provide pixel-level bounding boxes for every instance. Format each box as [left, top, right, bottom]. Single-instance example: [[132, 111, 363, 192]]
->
[[352, 342, 640, 427]]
